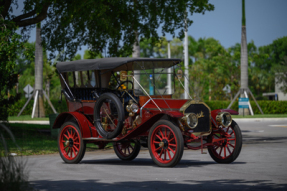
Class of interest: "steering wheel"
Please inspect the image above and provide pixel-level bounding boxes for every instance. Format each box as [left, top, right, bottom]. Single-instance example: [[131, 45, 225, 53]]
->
[[116, 80, 134, 91]]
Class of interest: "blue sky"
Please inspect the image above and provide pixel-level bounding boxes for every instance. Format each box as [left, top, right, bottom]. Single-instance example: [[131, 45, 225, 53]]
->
[[177, 0, 287, 48], [26, 0, 287, 58]]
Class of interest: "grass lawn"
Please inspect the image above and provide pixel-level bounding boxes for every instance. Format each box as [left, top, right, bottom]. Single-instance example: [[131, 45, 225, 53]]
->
[[8, 115, 49, 121], [1, 123, 57, 156], [232, 114, 287, 118], [0, 123, 113, 156]]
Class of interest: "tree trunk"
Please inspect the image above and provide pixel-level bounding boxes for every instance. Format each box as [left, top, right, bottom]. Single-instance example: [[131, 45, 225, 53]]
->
[[34, 23, 45, 118], [239, 0, 249, 115], [240, 26, 248, 94]]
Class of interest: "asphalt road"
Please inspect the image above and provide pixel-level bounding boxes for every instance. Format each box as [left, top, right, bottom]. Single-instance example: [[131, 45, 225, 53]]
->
[[26, 119, 287, 191]]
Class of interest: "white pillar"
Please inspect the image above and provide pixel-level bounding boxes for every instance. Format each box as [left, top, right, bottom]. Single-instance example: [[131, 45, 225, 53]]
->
[[167, 41, 172, 94], [184, 12, 189, 99], [133, 32, 140, 90]]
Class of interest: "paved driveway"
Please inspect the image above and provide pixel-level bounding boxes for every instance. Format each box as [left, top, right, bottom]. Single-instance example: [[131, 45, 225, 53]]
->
[[27, 119, 287, 191]]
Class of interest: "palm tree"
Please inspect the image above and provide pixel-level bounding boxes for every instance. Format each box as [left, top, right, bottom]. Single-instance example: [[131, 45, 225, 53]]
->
[[240, 0, 248, 96], [33, 23, 45, 118]]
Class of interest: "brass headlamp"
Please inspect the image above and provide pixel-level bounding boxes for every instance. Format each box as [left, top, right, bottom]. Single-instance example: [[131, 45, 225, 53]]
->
[[181, 113, 198, 129], [126, 100, 139, 116], [216, 112, 232, 127]]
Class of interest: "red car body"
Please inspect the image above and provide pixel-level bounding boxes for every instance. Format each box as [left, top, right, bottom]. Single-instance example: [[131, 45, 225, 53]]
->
[[54, 58, 242, 167]]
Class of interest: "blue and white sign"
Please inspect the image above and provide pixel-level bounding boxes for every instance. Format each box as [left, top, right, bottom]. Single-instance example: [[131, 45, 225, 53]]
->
[[239, 98, 249, 108]]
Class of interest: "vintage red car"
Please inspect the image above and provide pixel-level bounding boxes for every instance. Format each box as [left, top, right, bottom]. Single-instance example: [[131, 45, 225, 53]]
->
[[53, 57, 242, 167]]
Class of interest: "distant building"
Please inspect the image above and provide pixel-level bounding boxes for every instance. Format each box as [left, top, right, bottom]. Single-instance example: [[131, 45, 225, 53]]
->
[[263, 75, 287, 101]]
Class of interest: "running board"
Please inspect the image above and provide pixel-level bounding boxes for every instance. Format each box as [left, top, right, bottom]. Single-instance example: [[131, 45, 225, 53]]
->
[[82, 137, 117, 141]]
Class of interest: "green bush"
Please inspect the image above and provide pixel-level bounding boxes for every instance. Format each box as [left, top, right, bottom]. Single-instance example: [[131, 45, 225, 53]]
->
[[205, 100, 237, 111], [7, 99, 34, 117], [8, 98, 68, 117], [205, 100, 287, 114], [8, 98, 287, 117], [44, 99, 68, 115], [0, 124, 35, 191]]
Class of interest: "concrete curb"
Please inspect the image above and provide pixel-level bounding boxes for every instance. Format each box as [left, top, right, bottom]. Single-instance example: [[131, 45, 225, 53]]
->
[[5, 121, 49, 125], [233, 118, 287, 122]]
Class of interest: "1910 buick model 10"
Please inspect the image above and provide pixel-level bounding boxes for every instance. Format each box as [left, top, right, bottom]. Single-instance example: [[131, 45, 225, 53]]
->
[[54, 58, 242, 167]]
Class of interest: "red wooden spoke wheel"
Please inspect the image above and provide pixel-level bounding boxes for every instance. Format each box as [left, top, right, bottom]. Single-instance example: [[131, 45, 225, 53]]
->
[[208, 120, 242, 163], [58, 122, 86, 163], [148, 120, 184, 167], [113, 140, 141, 161]]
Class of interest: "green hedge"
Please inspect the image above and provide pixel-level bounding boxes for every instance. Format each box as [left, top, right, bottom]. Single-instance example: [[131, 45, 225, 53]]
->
[[8, 98, 68, 117], [8, 99, 287, 117], [205, 100, 287, 114]]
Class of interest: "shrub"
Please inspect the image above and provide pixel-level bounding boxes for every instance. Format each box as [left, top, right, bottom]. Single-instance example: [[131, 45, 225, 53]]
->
[[205, 100, 287, 114], [0, 124, 35, 191], [8, 98, 68, 117]]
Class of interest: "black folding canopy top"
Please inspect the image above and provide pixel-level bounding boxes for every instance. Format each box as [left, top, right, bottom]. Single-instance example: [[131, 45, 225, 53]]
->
[[56, 57, 182, 73]]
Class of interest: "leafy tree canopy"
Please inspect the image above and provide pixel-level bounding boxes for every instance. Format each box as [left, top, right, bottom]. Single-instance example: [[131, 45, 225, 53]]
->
[[0, 19, 23, 120], [1, 0, 214, 60]]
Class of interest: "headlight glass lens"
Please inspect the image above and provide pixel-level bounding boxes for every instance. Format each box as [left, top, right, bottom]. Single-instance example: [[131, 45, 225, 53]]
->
[[186, 113, 198, 129], [216, 112, 232, 127], [126, 102, 139, 113], [131, 103, 139, 113]]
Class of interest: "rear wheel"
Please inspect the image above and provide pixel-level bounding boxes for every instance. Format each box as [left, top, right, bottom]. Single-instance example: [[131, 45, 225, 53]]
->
[[58, 122, 86, 163], [208, 120, 242, 163], [113, 140, 141, 161], [148, 120, 184, 167]]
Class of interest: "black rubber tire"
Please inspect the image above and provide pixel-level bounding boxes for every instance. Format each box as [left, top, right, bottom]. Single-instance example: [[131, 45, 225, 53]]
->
[[207, 120, 242, 163], [94, 93, 125, 139], [58, 122, 86, 164], [113, 140, 141, 161], [148, 120, 184, 167]]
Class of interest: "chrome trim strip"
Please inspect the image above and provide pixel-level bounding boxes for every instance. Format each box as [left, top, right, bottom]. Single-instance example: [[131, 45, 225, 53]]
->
[[140, 99, 151, 117]]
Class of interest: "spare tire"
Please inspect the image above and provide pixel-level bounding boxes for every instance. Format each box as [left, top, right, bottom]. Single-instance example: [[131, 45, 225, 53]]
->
[[94, 93, 125, 139]]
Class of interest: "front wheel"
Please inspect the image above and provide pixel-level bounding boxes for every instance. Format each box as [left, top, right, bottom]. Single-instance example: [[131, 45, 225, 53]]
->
[[148, 120, 184, 167], [113, 140, 141, 161], [58, 122, 86, 163], [208, 120, 242, 163]]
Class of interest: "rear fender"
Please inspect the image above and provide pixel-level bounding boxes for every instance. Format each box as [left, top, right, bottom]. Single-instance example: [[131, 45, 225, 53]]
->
[[52, 112, 98, 138], [211, 109, 238, 127]]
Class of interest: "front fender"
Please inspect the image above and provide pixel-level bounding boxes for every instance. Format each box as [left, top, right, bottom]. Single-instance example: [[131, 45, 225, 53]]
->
[[52, 112, 98, 138]]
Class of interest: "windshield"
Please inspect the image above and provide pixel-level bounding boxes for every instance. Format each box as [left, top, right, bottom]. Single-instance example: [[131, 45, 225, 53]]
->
[[133, 62, 184, 99]]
